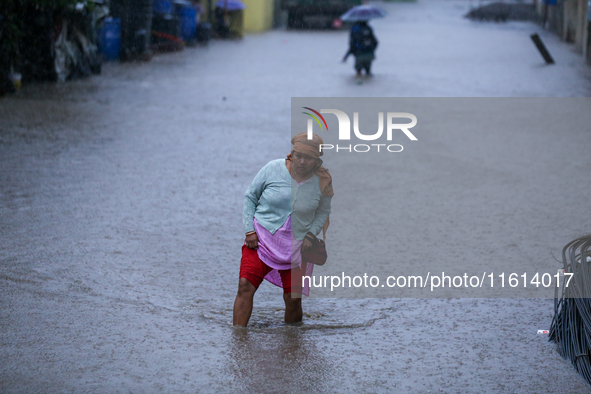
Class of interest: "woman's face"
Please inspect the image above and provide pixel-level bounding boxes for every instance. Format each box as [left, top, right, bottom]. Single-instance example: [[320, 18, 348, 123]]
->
[[292, 151, 318, 175]]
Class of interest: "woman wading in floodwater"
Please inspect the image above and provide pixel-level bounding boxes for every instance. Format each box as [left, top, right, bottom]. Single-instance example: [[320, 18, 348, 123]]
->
[[233, 133, 333, 326]]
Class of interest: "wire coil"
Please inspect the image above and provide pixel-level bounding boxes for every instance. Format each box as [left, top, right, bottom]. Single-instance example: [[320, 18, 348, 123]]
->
[[549, 235, 591, 384]]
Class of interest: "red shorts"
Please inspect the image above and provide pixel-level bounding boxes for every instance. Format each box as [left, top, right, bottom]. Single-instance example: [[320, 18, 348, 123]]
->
[[239, 245, 307, 294]]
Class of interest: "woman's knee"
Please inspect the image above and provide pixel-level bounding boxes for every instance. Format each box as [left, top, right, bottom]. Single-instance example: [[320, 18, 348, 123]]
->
[[237, 278, 256, 297]]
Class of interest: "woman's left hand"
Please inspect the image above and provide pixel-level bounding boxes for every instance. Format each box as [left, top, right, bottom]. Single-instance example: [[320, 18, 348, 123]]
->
[[301, 238, 313, 253]]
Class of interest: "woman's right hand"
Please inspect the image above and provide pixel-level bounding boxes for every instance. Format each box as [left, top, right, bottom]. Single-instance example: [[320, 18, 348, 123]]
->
[[245, 233, 259, 249]]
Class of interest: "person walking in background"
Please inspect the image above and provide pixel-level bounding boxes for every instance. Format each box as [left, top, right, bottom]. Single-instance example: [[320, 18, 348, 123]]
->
[[214, 5, 230, 38], [342, 20, 378, 77]]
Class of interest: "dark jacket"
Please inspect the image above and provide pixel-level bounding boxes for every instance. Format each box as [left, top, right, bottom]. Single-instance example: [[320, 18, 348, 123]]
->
[[346, 21, 378, 58]]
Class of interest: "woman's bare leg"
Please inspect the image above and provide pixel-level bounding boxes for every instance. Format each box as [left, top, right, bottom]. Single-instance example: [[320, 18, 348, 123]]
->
[[233, 278, 256, 326], [283, 293, 302, 324]]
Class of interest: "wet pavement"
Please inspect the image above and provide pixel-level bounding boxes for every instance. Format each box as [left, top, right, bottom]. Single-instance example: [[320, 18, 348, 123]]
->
[[2, 0, 591, 392]]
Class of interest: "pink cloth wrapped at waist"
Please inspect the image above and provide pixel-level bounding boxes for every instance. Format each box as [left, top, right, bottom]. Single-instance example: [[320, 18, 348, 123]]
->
[[254, 216, 314, 296]]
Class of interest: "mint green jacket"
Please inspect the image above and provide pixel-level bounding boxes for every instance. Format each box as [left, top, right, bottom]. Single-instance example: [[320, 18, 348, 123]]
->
[[243, 159, 332, 241]]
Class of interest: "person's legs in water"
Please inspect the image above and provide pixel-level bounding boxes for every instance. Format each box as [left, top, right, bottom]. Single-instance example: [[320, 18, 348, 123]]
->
[[234, 276, 303, 325], [355, 54, 374, 77], [283, 294, 302, 323], [233, 245, 271, 326], [280, 263, 305, 323], [233, 278, 256, 326], [354, 55, 363, 77], [233, 246, 308, 326]]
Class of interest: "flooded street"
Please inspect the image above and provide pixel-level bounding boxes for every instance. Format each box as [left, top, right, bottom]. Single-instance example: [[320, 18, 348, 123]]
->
[[2, 0, 591, 392]]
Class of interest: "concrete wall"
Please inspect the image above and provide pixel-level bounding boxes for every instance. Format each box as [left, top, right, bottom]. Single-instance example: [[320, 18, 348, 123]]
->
[[538, 0, 589, 60], [242, 0, 274, 32], [563, 0, 578, 41], [563, 0, 588, 53]]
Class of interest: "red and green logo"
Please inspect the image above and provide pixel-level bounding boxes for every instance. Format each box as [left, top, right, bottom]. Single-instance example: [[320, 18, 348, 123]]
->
[[302, 107, 328, 131]]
